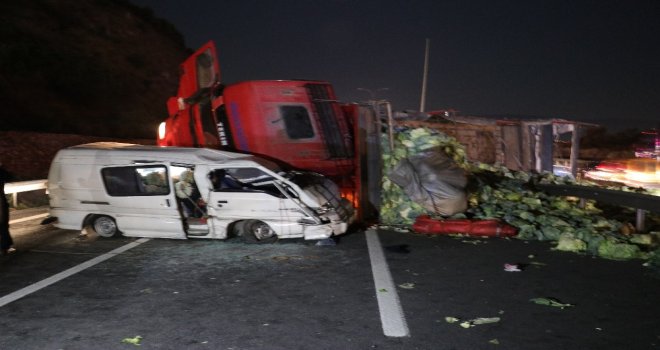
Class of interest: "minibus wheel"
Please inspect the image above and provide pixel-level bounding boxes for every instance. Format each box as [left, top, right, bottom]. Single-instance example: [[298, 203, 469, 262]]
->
[[243, 220, 277, 243], [91, 215, 119, 238]]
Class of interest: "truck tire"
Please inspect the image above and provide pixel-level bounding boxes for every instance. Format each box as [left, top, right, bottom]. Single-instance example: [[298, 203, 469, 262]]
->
[[242, 220, 277, 243], [90, 215, 119, 238]]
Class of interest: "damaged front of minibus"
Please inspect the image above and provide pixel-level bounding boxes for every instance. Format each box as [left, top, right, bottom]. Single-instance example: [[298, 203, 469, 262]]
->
[[196, 157, 355, 241]]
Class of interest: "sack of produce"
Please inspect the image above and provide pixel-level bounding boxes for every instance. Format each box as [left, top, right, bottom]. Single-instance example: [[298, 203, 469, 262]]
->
[[387, 147, 467, 216], [380, 127, 468, 225]]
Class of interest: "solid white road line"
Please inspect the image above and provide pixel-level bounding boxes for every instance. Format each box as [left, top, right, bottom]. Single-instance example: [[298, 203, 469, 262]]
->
[[0, 238, 150, 308], [366, 229, 410, 337], [9, 213, 49, 225]]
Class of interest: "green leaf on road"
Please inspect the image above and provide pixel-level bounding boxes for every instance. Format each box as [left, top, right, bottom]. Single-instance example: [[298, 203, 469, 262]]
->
[[452, 316, 501, 328], [121, 336, 142, 346], [530, 297, 574, 309], [471, 317, 501, 325]]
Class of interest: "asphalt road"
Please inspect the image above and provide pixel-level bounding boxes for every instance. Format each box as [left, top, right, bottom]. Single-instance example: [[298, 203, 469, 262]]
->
[[1, 208, 660, 350]]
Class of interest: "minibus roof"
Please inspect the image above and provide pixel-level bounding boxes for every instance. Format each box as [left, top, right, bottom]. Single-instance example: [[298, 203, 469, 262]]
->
[[62, 142, 263, 166]]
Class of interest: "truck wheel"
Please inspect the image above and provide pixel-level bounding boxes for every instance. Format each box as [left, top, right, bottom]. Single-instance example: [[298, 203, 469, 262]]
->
[[242, 220, 277, 243], [91, 216, 119, 238]]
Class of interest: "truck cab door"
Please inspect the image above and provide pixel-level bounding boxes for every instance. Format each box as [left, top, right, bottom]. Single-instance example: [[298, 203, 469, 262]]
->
[[166, 41, 222, 148]]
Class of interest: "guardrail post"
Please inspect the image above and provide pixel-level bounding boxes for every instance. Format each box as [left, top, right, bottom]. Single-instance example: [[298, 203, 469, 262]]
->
[[636, 209, 645, 232], [569, 124, 581, 177], [12, 193, 18, 207]]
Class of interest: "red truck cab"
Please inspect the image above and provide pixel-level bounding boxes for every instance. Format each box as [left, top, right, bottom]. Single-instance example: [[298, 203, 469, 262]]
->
[[157, 41, 362, 209], [215, 79, 355, 177]]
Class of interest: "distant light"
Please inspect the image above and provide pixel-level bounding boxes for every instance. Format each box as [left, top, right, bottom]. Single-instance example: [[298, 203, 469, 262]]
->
[[158, 122, 166, 140], [585, 158, 659, 189]]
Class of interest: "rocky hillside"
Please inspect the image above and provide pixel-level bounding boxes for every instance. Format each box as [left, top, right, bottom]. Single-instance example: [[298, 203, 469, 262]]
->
[[0, 0, 190, 139], [0, 131, 154, 181]]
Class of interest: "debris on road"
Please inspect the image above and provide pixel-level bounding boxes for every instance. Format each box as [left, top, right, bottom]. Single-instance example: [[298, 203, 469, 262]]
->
[[503, 263, 522, 272], [398, 282, 415, 289], [470, 317, 501, 325], [380, 126, 660, 268], [121, 335, 142, 346], [445, 316, 501, 328], [460, 317, 501, 328], [530, 297, 574, 309]]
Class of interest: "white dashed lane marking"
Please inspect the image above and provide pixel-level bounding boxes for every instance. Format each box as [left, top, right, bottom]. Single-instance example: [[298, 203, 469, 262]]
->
[[365, 229, 410, 337], [0, 238, 150, 308]]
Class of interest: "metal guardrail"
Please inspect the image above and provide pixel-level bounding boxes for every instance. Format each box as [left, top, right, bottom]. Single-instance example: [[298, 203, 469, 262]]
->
[[5, 180, 658, 231], [3, 180, 48, 207], [536, 183, 660, 231]]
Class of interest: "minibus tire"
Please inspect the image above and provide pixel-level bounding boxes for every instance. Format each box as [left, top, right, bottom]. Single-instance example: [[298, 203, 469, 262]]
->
[[91, 215, 119, 238], [243, 220, 277, 243]]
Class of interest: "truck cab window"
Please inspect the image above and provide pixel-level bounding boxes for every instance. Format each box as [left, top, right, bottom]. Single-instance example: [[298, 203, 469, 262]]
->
[[102, 166, 169, 196], [281, 105, 314, 139]]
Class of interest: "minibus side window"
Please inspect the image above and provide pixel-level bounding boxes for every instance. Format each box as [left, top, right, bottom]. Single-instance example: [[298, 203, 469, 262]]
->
[[209, 167, 284, 198], [102, 166, 169, 196]]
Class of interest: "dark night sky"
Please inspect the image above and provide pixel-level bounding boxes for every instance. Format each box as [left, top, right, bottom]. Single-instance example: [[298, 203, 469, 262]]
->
[[131, 0, 660, 131]]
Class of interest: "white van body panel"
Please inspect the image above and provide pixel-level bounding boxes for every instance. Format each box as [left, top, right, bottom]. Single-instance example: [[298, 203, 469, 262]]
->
[[47, 142, 354, 241]]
